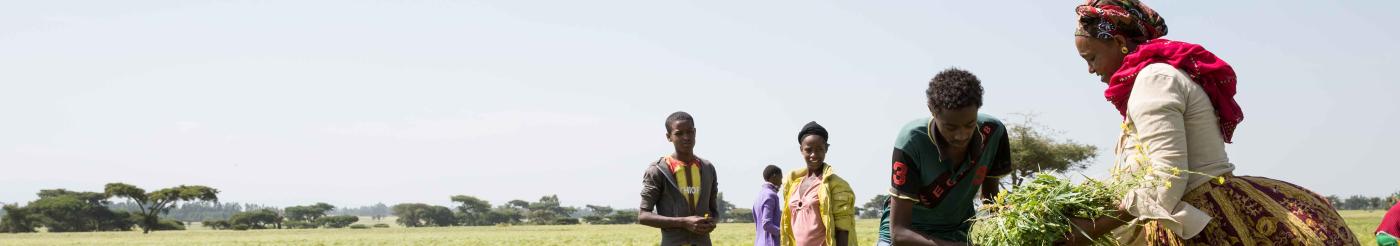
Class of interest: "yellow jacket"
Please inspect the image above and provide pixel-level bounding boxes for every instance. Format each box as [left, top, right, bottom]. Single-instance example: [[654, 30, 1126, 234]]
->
[[780, 163, 856, 246]]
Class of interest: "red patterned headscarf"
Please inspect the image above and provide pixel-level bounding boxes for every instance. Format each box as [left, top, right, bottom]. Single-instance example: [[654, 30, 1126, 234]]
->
[[1075, 0, 1167, 43], [1077, 0, 1244, 143]]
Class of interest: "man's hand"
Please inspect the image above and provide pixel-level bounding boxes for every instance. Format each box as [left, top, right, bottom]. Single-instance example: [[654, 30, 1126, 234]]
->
[[681, 216, 716, 234], [638, 211, 715, 233]]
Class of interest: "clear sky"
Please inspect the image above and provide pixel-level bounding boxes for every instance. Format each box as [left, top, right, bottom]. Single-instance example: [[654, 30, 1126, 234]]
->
[[2, 0, 1396, 210]]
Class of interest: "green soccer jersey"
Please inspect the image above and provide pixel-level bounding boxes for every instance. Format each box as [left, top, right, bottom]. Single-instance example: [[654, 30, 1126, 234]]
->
[[878, 114, 1012, 242]]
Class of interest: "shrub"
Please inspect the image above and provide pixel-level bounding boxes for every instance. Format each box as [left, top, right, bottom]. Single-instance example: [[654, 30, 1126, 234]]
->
[[202, 220, 231, 230], [285, 220, 320, 229], [553, 218, 579, 225], [317, 215, 359, 228], [151, 219, 185, 231]]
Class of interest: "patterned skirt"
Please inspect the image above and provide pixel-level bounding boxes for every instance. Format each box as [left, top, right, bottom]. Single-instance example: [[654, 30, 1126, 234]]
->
[[1141, 174, 1359, 245]]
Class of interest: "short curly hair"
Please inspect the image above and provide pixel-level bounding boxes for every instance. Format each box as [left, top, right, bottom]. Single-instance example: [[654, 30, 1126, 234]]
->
[[763, 165, 782, 180], [926, 68, 984, 111], [664, 111, 694, 132]]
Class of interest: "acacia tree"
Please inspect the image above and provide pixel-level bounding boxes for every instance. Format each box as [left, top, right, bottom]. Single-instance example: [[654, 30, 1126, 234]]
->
[[450, 195, 491, 226], [581, 205, 614, 224], [285, 203, 335, 222], [104, 183, 219, 234], [860, 194, 891, 219], [1006, 114, 1098, 187], [0, 204, 37, 233], [229, 209, 282, 230], [27, 189, 134, 232], [421, 206, 457, 226], [485, 205, 524, 225], [392, 203, 456, 227], [392, 203, 426, 227], [607, 210, 637, 224], [526, 195, 576, 225], [506, 200, 530, 209], [716, 192, 733, 221]]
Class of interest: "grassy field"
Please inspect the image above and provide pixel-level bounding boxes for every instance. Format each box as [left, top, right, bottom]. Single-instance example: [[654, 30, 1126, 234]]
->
[[0, 211, 1385, 245], [1342, 210, 1384, 245]]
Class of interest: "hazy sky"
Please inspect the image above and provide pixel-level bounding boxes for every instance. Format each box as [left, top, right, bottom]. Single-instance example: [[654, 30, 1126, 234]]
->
[[2, 1, 1396, 210]]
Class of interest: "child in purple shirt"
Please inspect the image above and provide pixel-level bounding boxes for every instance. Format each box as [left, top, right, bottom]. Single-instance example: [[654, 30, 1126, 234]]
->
[[753, 165, 782, 246]]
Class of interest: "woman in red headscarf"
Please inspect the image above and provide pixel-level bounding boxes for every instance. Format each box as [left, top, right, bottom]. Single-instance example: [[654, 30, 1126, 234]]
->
[[1061, 0, 1359, 245]]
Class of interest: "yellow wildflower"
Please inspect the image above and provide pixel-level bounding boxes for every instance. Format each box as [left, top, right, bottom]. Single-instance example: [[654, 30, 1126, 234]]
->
[[996, 189, 1008, 204]]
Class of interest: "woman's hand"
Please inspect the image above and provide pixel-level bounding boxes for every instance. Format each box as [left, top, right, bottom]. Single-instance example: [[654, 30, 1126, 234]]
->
[[1055, 210, 1134, 245], [1057, 217, 1097, 246]]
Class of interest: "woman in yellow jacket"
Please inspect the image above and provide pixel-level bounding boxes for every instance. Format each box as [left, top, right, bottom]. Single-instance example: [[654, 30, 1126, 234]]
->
[[781, 121, 856, 246]]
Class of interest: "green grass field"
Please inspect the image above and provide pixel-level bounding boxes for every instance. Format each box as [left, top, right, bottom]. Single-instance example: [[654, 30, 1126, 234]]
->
[[0, 211, 1385, 245], [1342, 210, 1385, 245]]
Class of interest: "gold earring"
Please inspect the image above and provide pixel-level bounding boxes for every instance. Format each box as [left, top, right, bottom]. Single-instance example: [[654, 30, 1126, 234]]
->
[[1121, 47, 1129, 54]]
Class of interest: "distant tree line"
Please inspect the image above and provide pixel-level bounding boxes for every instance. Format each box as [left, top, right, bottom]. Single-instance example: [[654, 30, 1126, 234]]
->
[[202, 202, 364, 230], [1326, 192, 1399, 211], [0, 183, 217, 233], [108, 201, 280, 222], [1, 185, 783, 234], [389, 193, 740, 227], [416, 194, 588, 227], [329, 203, 391, 220], [0, 184, 395, 233]]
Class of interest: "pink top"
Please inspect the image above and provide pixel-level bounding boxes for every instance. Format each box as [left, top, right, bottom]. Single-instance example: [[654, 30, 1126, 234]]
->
[[790, 177, 826, 246], [1379, 202, 1400, 236]]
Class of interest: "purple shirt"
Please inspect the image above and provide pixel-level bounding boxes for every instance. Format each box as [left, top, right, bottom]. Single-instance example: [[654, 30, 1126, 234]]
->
[[753, 183, 781, 246]]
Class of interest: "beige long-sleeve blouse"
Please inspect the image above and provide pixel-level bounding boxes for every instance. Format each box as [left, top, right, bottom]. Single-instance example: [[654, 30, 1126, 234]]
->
[[1110, 63, 1237, 244]]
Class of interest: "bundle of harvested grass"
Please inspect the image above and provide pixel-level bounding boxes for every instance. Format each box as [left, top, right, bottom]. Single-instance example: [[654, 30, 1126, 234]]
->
[[969, 173, 1131, 246], [969, 165, 1215, 245], [972, 120, 1230, 245]]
